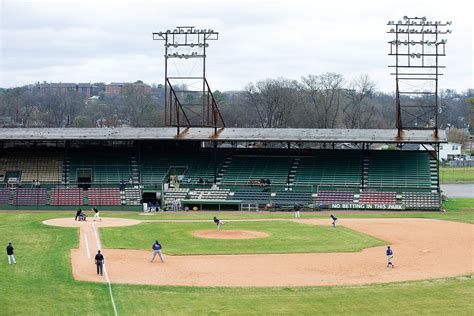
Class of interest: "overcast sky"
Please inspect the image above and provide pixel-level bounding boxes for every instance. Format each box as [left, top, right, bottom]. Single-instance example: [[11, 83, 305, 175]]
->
[[0, 0, 472, 93]]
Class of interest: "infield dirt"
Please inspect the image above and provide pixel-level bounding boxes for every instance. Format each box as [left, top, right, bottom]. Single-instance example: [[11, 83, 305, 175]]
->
[[44, 217, 474, 287]]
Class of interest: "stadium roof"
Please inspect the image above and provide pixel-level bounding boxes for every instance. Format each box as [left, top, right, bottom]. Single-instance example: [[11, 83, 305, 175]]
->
[[0, 128, 446, 143]]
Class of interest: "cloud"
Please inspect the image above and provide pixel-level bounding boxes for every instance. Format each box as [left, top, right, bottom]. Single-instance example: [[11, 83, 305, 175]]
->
[[0, 0, 472, 92]]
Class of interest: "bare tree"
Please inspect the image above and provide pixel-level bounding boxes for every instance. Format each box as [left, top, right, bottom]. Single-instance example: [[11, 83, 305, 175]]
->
[[119, 85, 160, 127], [446, 127, 469, 146], [300, 73, 345, 128], [245, 78, 297, 128], [343, 74, 376, 128], [35, 90, 84, 127]]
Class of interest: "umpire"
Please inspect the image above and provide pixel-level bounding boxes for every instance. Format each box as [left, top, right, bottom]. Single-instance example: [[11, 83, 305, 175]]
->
[[95, 250, 104, 276]]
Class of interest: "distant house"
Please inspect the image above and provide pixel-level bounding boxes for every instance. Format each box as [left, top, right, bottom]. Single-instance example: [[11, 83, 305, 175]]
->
[[401, 143, 462, 161], [36, 82, 91, 97], [439, 143, 462, 161], [105, 82, 152, 95]]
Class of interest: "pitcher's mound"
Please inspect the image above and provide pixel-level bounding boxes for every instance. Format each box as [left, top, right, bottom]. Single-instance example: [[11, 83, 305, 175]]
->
[[192, 230, 270, 239]]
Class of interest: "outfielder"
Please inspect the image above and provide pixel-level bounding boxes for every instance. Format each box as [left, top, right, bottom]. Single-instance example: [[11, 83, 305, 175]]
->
[[6, 242, 16, 264], [330, 214, 338, 228]]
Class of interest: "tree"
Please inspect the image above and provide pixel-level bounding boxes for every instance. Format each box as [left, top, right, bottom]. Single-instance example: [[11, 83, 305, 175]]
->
[[299, 73, 345, 128], [0, 87, 35, 126], [120, 85, 160, 127], [35, 90, 84, 127], [466, 97, 474, 134], [446, 127, 469, 145], [343, 74, 376, 128], [72, 115, 94, 127], [245, 78, 298, 128]]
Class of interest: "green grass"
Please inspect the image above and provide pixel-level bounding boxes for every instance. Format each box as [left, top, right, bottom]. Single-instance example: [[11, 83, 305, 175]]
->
[[0, 212, 112, 315], [100, 221, 385, 255], [0, 212, 473, 315], [440, 166, 474, 183], [112, 276, 474, 315], [96, 197, 474, 223]]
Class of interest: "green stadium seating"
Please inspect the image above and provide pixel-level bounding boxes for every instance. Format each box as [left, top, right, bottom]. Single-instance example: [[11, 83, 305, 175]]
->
[[220, 156, 292, 185], [68, 152, 132, 185], [366, 151, 432, 189], [140, 151, 224, 184], [293, 151, 362, 187]]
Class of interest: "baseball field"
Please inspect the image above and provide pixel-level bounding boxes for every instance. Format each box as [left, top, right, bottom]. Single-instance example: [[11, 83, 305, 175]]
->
[[1, 198, 473, 315]]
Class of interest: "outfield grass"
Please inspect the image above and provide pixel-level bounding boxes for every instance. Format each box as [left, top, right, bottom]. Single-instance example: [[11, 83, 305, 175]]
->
[[440, 166, 474, 183], [0, 212, 111, 315], [0, 212, 473, 315], [100, 221, 385, 255], [112, 276, 474, 315]]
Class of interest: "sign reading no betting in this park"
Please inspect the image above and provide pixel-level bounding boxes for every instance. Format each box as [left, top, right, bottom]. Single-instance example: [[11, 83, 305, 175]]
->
[[329, 203, 406, 210]]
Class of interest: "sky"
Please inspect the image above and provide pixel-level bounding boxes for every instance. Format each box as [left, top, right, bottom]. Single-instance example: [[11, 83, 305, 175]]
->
[[0, 0, 472, 93]]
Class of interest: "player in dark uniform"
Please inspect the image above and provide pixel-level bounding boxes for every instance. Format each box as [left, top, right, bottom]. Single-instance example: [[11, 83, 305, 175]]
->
[[6, 242, 16, 264], [95, 250, 104, 275], [150, 240, 164, 263], [330, 214, 338, 228], [213, 216, 226, 231], [75, 209, 82, 221], [386, 246, 394, 268]]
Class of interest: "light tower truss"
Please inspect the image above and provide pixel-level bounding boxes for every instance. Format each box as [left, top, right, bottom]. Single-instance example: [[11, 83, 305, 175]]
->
[[387, 16, 452, 137], [153, 26, 225, 133]]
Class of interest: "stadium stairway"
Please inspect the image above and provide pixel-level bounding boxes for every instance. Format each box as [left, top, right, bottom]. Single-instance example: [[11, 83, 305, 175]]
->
[[287, 158, 299, 186], [430, 157, 438, 190], [362, 154, 370, 190], [130, 156, 140, 185], [216, 156, 232, 184]]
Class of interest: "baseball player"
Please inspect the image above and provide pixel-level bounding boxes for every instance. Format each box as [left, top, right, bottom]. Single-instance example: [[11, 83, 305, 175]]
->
[[294, 203, 301, 218], [92, 207, 101, 221], [213, 216, 226, 231], [6, 242, 16, 264], [330, 214, 338, 228], [150, 240, 164, 263], [386, 246, 394, 268]]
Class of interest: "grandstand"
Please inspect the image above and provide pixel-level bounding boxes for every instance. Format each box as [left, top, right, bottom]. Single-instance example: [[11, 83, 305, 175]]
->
[[0, 127, 445, 211], [293, 151, 362, 187], [0, 150, 63, 184], [67, 151, 133, 186]]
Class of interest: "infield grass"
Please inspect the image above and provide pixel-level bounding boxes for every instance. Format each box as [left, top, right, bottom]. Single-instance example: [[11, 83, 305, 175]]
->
[[100, 221, 385, 255], [0, 212, 473, 315]]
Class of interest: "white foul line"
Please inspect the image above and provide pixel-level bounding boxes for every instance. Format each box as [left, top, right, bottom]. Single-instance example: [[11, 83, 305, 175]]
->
[[92, 222, 118, 316], [84, 233, 91, 259]]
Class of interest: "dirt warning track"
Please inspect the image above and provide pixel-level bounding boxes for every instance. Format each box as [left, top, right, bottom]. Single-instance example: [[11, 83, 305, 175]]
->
[[43, 217, 474, 287]]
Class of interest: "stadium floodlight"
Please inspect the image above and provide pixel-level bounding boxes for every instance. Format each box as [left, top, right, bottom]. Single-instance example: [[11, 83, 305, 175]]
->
[[152, 26, 224, 130], [387, 16, 453, 137]]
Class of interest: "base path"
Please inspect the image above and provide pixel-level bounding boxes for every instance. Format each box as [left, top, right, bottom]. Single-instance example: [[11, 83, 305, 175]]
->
[[43, 218, 474, 287]]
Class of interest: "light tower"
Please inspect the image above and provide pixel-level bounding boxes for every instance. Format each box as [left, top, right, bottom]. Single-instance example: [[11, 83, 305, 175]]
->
[[153, 26, 225, 133], [387, 16, 452, 138]]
